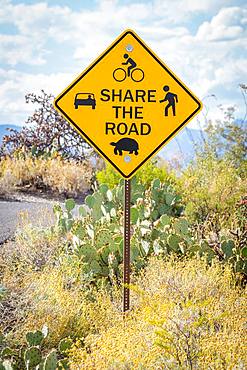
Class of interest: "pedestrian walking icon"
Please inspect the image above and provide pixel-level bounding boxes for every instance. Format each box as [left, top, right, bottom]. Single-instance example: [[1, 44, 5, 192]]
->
[[159, 85, 178, 116], [113, 54, 144, 82]]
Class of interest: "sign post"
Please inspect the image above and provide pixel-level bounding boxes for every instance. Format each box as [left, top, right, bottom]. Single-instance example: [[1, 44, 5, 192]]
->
[[54, 29, 203, 312], [123, 179, 131, 312]]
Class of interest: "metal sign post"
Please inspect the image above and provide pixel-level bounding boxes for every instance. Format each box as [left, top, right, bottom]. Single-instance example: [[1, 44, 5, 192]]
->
[[123, 179, 131, 312]]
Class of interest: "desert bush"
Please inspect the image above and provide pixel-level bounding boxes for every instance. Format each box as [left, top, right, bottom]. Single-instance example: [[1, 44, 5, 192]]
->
[[96, 163, 120, 188], [0, 91, 92, 160], [1, 253, 246, 369], [20, 267, 98, 346], [0, 221, 121, 349], [0, 154, 93, 196], [1, 259, 120, 349], [173, 156, 247, 277], [0, 170, 16, 195], [0, 225, 63, 274], [0, 224, 65, 339], [178, 155, 246, 226], [96, 160, 174, 188], [203, 103, 247, 171], [42, 157, 93, 196], [69, 257, 247, 369]]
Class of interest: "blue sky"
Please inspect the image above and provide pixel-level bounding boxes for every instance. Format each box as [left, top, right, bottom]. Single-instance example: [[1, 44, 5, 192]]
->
[[0, 0, 246, 127]]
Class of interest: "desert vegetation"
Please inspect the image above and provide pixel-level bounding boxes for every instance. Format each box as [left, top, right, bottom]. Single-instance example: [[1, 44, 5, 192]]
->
[[0, 88, 246, 369], [0, 154, 93, 197], [0, 91, 95, 197]]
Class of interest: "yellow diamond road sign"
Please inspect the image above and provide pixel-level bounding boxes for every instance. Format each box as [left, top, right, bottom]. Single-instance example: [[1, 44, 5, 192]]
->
[[54, 29, 202, 178]]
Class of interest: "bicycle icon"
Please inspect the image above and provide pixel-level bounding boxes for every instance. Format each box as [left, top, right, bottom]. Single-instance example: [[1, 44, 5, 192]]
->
[[113, 53, 144, 82], [113, 67, 144, 82]]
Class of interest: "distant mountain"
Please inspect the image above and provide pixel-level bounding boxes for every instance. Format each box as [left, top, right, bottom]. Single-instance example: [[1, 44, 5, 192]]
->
[[158, 127, 206, 165], [160, 119, 246, 165], [0, 124, 20, 145]]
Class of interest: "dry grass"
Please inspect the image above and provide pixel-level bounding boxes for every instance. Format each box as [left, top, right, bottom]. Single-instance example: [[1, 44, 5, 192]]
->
[[0, 224, 246, 369], [0, 155, 93, 196], [0, 223, 64, 339], [69, 257, 247, 370], [0, 222, 119, 347]]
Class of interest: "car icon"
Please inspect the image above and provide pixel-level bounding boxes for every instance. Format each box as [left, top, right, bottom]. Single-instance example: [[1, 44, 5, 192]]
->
[[74, 93, 96, 109]]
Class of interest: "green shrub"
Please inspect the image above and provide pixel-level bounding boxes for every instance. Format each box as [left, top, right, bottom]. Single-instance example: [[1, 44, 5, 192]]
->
[[96, 163, 120, 188], [178, 155, 246, 226], [96, 160, 174, 188]]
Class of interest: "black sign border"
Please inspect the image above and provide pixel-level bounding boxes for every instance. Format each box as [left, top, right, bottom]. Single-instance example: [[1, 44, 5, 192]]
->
[[55, 30, 202, 179]]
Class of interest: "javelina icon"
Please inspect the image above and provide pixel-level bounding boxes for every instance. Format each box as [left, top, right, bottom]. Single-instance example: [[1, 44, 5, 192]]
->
[[110, 138, 139, 156]]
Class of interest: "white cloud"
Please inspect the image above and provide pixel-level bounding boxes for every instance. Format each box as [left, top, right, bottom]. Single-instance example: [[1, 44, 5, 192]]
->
[[153, 0, 234, 23], [0, 0, 192, 66], [0, 69, 73, 123], [214, 58, 247, 86], [0, 0, 72, 66], [197, 6, 247, 41], [0, 0, 246, 125], [0, 34, 46, 66]]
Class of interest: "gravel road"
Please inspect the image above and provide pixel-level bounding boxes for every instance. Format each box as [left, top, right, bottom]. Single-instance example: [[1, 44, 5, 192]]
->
[[0, 196, 56, 244]]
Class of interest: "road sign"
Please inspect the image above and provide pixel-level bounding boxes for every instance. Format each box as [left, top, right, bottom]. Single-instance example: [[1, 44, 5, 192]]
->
[[54, 29, 202, 178]]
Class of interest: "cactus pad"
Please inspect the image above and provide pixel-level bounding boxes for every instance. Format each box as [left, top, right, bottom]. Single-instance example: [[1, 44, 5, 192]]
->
[[44, 350, 57, 370], [58, 338, 73, 353], [26, 330, 44, 346], [24, 347, 42, 367]]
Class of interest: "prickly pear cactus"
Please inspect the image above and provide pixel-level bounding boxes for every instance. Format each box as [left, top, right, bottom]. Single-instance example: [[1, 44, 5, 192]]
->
[[43, 350, 57, 370], [221, 239, 235, 258], [168, 234, 181, 252], [95, 228, 113, 248], [220, 234, 247, 276], [0, 327, 66, 370], [12, 355, 25, 370], [26, 330, 44, 346], [65, 199, 76, 213], [52, 178, 200, 284], [58, 338, 72, 353], [24, 347, 42, 368], [1, 347, 15, 358], [0, 360, 12, 370]]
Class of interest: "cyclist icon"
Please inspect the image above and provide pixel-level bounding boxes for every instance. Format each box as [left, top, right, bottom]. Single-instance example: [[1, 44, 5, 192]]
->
[[122, 53, 136, 77], [113, 54, 144, 82]]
